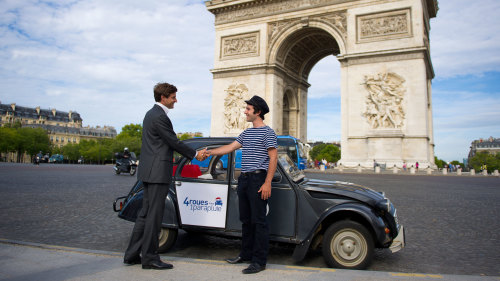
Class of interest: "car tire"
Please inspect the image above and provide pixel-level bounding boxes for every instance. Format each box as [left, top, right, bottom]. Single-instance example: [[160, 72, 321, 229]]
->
[[158, 227, 178, 253], [322, 220, 374, 270]]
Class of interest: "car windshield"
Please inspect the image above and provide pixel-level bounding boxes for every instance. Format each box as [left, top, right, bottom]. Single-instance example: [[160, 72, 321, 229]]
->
[[278, 153, 305, 182]]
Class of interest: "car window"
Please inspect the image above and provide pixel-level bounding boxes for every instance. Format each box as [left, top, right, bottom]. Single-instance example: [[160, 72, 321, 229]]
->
[[278, 153, 305, 182], [179, 148, 230, 181]]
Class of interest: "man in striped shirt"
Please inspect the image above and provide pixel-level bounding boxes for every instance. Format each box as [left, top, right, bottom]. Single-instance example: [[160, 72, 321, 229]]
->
[[207, 95, 278, 274]]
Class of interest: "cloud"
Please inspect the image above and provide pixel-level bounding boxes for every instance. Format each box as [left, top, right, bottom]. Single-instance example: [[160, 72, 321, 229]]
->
[[0, 0, 498, 162], [430, 0, 500, 78], [307, 56, 341, 99], [0, 0, 214, 135]]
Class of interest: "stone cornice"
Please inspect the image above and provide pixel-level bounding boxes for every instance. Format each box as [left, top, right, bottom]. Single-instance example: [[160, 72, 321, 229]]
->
[[206, 0, 356, 25], [338, 46, 435, 78], [425, 0, 438, 18]]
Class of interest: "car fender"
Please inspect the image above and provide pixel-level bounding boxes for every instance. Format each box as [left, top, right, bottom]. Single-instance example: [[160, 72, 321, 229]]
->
[[292, 202, 386, 262], [118, 187, 179, 229], [161, 191, 179, 228]]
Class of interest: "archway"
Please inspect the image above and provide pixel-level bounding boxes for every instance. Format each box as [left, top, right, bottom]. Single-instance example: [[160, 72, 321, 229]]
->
[[271, 26, 342, 141], [207, 0, 438, 168]]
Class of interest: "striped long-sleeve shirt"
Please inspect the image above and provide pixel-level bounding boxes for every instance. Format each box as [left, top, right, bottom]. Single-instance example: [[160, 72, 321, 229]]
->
[[236, 126, 278, 173]]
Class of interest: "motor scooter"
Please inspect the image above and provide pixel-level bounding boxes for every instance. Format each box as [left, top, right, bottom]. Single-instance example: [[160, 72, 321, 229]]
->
[[114, 152, 138, 176]]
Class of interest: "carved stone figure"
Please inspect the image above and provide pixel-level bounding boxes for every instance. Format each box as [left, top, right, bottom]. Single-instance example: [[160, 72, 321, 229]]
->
[[363, 72, 406, 129], [224, 84, 252, 133], [222, 33, 258, 58]]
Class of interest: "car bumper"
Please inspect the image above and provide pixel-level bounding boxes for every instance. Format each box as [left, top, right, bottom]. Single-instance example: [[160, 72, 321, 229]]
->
[[389, 225, 405, 253]]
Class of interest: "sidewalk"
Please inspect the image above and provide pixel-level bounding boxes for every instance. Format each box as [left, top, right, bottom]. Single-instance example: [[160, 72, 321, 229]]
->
[[0, 239, 497, 281]]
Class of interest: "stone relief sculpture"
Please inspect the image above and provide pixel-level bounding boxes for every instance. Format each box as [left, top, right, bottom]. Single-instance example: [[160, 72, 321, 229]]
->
[[363, 72, 406, 129], [224, 84, 252, 133], [213, 0, 338, 25], [268, 11, 346, 52], [318, 12, 347, 37], [221, 32, 259, 59], [357, 9, 411, 42]]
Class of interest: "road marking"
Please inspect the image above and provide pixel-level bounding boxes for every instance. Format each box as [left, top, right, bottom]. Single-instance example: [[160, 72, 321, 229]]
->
[[390, 273, 443, 278], [285, 265, 336, 272], [194, 259, 226, 264]]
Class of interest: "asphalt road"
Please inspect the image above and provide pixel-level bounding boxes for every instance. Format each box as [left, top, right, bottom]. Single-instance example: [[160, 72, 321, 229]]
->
[[0, 163, 498, 277]]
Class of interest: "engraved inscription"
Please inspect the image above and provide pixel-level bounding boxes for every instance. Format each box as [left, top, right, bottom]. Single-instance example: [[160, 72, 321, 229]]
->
[[221, 32, 259, 59]]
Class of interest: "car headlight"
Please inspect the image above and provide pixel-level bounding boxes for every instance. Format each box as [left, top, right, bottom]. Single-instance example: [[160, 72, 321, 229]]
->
[[376, 198, 391, 213]]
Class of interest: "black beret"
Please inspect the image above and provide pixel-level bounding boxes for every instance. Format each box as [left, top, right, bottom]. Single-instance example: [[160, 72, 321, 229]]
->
[[245, 95, 269, 115]]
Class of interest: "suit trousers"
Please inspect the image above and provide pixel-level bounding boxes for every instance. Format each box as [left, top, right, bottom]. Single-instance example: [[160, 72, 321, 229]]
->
[[124, 182, 168, 264], [237, 172, 269, 266]]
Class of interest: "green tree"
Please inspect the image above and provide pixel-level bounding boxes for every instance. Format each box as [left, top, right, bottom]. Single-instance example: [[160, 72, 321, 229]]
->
[[79, 139, 97, 163], [434, 156, 446, 169], [20, 127, 51, 158], [120, 124, 142, 139], [179, 133, 192, 141], [0, 127, 18, 154], [450, 160, 463, 167], [469, 151, 500, 173], [62, 143, 80, 163], [310, 144, 341, 163], [114, 124, 142, 158]]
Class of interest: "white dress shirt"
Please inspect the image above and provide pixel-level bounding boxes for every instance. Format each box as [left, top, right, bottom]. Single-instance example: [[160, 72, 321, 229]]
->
[[155, 102, 199, 158]]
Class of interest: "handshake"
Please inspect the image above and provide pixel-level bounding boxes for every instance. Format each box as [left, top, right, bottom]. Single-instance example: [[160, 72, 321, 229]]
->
[[195, 148, 211, 161]]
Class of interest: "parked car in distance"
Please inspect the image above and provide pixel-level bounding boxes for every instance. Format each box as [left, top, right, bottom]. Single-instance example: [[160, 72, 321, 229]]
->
[[113, 137, 405, 269], [48, 154, 64, 163]]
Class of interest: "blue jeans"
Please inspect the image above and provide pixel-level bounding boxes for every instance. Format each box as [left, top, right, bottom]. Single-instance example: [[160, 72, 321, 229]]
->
[[237, 172, 269, 266]]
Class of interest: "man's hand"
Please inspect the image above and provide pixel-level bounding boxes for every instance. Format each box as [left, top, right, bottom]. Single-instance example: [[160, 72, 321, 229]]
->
[[258, 181, 271, 200], [195, 148, 208, 161]]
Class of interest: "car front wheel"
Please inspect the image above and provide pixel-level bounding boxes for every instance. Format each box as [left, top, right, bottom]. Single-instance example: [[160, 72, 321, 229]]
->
[[322, 220, 374, 270], [158, 227, 178, 253]]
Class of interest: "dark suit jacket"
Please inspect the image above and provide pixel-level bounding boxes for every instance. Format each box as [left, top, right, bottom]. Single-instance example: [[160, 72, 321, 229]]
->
[[137, 104, 196, 183]]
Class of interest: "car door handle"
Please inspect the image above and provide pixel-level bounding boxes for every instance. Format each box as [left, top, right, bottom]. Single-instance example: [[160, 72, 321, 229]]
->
[[175, 181, 182, 186]]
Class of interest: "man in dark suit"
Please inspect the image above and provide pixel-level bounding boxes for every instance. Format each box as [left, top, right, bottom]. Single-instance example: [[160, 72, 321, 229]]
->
[[123, 82, 206, 270]]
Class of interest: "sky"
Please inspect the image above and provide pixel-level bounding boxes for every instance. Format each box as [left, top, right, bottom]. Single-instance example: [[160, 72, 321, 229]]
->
[[0, 0, 499, 162]]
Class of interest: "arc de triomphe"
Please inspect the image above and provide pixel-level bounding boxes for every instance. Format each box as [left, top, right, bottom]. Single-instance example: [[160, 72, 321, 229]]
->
[[206, 0, 438, 168]]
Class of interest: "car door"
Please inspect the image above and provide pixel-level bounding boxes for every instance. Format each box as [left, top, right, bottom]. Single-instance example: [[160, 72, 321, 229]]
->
[[174, 152, 231, 229], [226, 149, 297, 238]]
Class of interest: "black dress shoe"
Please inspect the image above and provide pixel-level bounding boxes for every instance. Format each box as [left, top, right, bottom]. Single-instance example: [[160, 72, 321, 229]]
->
[[123, 257, 141, 265], [225, 256, 250, 264], [142, 260, 173, 270], [242, 263, 266, 274]]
